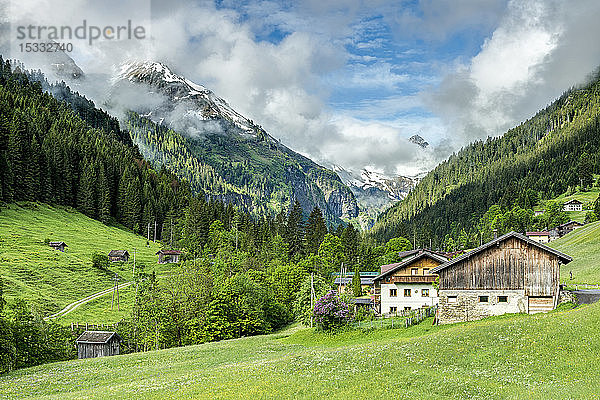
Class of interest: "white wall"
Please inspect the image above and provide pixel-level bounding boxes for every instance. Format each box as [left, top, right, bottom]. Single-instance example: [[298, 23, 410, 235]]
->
[[380, 283, 437, 314], [438, 289, 527, 324]]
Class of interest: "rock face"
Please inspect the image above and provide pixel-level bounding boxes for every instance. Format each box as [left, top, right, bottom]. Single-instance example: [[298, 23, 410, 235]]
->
[[115, 61, 358, 221], [409, 134, 429, 148]]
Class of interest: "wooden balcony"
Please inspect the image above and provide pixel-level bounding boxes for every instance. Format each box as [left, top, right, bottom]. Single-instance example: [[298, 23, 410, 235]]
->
[[384, 275, 437, 284]]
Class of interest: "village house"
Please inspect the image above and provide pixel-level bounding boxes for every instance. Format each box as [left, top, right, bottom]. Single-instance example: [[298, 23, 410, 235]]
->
[[563, 199, 583, 212], [431, 231, 573, 324], [526, 231, 551, 244], [75, 331, 122, 359], [48, 241, 67, 252], [373, 250, 448, 315], [333, 272, 377, 295], [556, 220, 584, 237], [108, 250, 129, 263], [156, 249, 182, 264]]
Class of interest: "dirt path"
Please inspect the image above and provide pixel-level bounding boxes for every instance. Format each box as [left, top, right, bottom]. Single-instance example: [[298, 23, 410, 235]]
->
[[44, 281, 133, 321]]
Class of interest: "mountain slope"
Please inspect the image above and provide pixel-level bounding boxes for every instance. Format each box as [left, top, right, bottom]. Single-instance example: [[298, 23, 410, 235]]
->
[[371, 69, 600, 245], [113, 61, 358, 222], [550, 220, 600, 284], [0, 203, 165, 315]]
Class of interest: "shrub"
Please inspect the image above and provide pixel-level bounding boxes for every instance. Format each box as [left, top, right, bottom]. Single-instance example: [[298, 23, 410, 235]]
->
[[313, 290, 351, 331], [91, 253, 110, 271]]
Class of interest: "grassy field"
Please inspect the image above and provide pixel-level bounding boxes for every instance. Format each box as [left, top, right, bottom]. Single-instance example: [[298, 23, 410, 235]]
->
[[0, 302, 598, 399], [551, 220, 600, 285], [535, 185, 599, 222], [0, 202, 169, 317]]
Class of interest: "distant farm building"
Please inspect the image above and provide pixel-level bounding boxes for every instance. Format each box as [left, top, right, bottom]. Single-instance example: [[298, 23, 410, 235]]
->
[[374, 250, 448, 315], [48, 241, 67, 252], [108, 250, 129, 262], [333, 272, 377, 295], [563, 199, 583, 212], [534, 210, 544, 217], [526, 231, 551, 244], [556, 220, 584, 237], [76, 331, 121, 359], [431, 232, 573, 324], [156, 249, 182, 264]]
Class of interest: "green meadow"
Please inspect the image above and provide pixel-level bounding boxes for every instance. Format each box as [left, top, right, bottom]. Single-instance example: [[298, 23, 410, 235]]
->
[[0, 202, 169, 317], [0, 302, 598, 400], [551, 220, 600, 285]]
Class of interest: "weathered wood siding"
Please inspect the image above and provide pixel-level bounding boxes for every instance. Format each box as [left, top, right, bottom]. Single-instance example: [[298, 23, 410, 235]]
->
[[77, 339, 120, 359], [439, 237, 560, 297]]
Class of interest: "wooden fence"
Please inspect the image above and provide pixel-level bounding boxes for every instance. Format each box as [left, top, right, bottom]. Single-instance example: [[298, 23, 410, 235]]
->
[[352, 306, 436, 330]]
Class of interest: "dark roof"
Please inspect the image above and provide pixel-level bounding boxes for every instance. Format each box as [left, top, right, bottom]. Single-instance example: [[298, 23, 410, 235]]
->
[[334, 277, 374, 285], [374, 250, 448, 281], [156, 249, 182, 255], [564, 199, 583, 205], [397, 249, 420, 260], [557, 220, 584, 229], [108, 250, 129, 257], [430, 231, 573, 274], [352, 298, 373, 305], [76, 331, 121, 344], [49, 241, 67, 247]]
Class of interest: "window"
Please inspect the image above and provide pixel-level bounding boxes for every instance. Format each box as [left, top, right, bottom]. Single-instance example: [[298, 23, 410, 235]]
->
[[390, 306, 397, 313], [390, 288, 397, 297], [498, 296, 508, 303], [479, 296, 489, 303], [448, 296, 457, 303], [422, 289, 429, 297], [411, 268, 418, 275], [404, 289, 411, 297], [423, 268, 430, 275]]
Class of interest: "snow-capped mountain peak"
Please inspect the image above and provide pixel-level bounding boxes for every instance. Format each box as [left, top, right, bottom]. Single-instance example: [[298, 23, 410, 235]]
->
[[116, 60, 256, 134]]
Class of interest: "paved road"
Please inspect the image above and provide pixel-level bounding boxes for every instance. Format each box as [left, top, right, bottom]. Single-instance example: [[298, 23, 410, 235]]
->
[[572, 289, 600, 305], [44, 281, 133, 321]]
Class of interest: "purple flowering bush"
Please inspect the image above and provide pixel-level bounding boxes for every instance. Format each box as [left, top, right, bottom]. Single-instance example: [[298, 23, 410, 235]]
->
[[313, 290, 352, 331]]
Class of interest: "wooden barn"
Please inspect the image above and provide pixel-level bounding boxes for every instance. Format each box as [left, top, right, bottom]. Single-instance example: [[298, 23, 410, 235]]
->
[[431, 232, 573, 324], [48, 241, 67, 252], [108, 250, 129, 262], [156, 249, 182, 264], [373, 250, 448, 315], [75, 331, 121, 359]]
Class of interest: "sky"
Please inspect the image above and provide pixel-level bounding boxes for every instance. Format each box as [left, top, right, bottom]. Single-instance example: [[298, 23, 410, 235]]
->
[[3, 0, 600, 177]]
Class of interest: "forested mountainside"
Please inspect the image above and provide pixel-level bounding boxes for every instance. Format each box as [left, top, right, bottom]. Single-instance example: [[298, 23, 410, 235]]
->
[[115, 61, 358, 223], [371, 69, 600, 246]]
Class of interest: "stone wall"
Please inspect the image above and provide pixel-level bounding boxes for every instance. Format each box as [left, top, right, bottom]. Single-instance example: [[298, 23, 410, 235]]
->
[[438, 289, 527, 324], [558, 290, 576, 304]]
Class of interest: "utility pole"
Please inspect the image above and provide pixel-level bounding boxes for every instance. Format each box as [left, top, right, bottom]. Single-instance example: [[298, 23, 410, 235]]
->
[[154, 219, 157, 242], [111, 273, 120, 311], [310, 272, 315, 328]]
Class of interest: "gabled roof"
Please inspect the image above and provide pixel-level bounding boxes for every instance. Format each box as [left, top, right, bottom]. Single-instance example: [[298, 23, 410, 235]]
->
[[156, 249, 182, 255], [430, 231, 573, 274], [108, 250, 129, 257], [76, 331, 121, 344], [374, 250, 448, 281], [564, 199, 583, 205], [526, 231, 550, 236], [49, 241, 67, 247]]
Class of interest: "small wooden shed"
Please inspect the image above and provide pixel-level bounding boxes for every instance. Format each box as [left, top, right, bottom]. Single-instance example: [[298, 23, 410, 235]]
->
[[49, 241, 67, 252], [108, 250, 130, 262], [156, 249, 182, 264], [76, 331, 121, 359]]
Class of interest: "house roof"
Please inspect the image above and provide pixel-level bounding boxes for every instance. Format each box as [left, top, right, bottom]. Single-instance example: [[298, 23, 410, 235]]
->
[[49, 241, 67, 247], [557, 220, 584, 229], [108, 250, 129, 257], [430, 231, 573, 274], [374, 250, 448, 281], [526, 231, 550, 236], [334, 277, 375, 285], [564, 199, 583, 205], [156, 249, 182, 255], [76, 331, 121, 344]]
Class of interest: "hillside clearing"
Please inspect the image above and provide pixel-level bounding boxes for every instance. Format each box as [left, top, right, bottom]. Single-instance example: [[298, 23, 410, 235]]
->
[[551, 220, 600, 284], [1, 303, 599, 399], [0, 202, 168, 316]]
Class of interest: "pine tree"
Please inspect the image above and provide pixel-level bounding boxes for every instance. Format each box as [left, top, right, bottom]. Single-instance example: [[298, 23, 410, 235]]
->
[[351, 265, 362, 297], [286, 200, 304, 257], [98, 163, 111, 224], [341, 224, 359, 268], [304, 206, 327, 254]]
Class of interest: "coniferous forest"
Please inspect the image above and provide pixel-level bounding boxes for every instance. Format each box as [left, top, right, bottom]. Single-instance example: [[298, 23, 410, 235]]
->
[[371, 70, 600, 249]]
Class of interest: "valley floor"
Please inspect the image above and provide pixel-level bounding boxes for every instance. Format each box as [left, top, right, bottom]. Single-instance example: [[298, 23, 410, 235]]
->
[[1, 302, 599, 400]]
